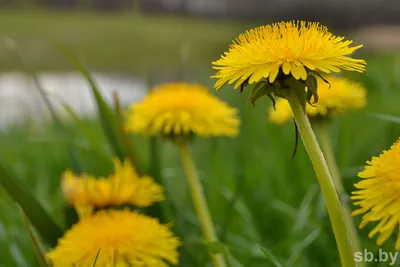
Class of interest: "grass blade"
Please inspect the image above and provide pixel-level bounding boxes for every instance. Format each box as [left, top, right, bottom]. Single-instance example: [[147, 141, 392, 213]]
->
[[112, 91, 143, 174], [142, 72, 167, 220], [260, 248, 284, 267], [369, 113, 400, 124], [92, 249, 101, 267], [0, 163, 63, 246], [60, 102, 104, 151], [61, 47, 125, 160], [19, 206, 49, 267], [3, 39, 83, 173], [286, 228, 321, 267]]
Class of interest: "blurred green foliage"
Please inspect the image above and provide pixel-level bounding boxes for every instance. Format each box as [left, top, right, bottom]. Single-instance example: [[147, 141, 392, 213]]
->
[[1, 54, 400, 266], [1, 7, 400, 267], [0, 8, 257, 72]]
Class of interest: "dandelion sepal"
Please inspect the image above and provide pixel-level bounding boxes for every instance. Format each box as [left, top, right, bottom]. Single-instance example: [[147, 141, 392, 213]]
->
[[285, 89, 356, 267], [247, 82, 275, 107], [268, 76, 367, 125], [305, 74, 319, 104]]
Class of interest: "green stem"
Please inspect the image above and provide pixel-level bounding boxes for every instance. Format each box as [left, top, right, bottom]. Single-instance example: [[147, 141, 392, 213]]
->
[[285, 90, 356, 267], [316, 122, 364, 267], [178, 143, 227, 267], [316, 123, 344, 194]]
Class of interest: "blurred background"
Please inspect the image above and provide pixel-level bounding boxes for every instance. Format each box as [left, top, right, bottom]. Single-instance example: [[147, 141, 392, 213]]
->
[[1, 1, 400, 266]]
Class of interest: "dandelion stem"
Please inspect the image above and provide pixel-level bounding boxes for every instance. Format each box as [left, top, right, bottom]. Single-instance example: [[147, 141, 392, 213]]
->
[[285, 90, 356, 267], [316, 122, 364, 267], [178, 143, 227, 267], [316, 123, 345, 193]]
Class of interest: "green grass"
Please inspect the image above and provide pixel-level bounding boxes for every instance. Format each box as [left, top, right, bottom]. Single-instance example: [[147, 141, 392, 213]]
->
[[0, 7, 258, 72], [1, 7, 400, 267], [1, 54, 400, 266]]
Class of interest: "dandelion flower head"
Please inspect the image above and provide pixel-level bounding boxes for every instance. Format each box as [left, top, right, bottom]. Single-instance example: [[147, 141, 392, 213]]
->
[[351, 138, 400, 249], [268, 76, 366, 124], [126, 82, 240, 138], [212, 21, 366, 91], [62, 158, 164, 210], [46, 209, 180, 267]]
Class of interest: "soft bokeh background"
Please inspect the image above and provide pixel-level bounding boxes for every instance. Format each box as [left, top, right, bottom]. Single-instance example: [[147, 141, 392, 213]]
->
[[1, 1, 400, 266]]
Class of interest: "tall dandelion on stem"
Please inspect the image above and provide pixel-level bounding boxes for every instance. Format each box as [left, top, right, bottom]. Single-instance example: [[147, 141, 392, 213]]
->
[[126, 82, 240, 267], [212, 21, 366, 267]]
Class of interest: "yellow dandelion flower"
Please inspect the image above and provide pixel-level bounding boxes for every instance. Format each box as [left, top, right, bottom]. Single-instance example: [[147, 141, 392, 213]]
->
[[62, 158, 164, 210], [46, 209, 180, 267], [268, 76, 366, 124], [351, 138, 400, 249], [212, 21, 366, 91], [126, 82, 240, 138]]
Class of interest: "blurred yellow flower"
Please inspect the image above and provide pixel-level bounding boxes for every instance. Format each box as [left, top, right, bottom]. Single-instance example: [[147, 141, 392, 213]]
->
[[46, 209, 180, 267], [212, 21, 366, 91], [126, 82, 240, 138], [351, 138, 400, 249], [268, 76, 366, 124], [62, 158, 164, 211]]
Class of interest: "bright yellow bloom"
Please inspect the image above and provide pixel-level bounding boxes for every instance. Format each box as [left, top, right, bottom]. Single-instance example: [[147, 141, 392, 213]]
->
[[268, 76, 366, 124], [351, 138, 400, 249], [62, 158, 164, 211], [212, 21, 366, 90], [46, 209, 180, 267], [126, 82, 240, 138]]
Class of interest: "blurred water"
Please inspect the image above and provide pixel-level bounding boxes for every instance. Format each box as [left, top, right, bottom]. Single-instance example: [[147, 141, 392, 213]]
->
[[0, 72, 146, 128]]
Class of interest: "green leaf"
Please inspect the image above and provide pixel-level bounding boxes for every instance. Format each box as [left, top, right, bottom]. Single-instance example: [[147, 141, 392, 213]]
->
[[305, 75, 318, 104], [19, 206, 49, 267], [0, 164, 63, 246], [61, 47, 125, 161]]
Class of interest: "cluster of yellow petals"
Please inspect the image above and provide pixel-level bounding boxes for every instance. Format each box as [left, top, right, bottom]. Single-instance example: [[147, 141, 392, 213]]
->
[[46, 210, 180, 267], [126, 82, 240, 138], [62, 158, 164, 212], [212, 21, 366, 90], [268, 76, 366, 124], [352, 138, 400, 249]]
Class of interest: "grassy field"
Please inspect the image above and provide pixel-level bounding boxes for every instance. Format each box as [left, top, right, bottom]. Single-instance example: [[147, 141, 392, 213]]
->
[[1, 7, 400, 267], [1, 54, 400, 266], [0, 7, 259, 72]]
